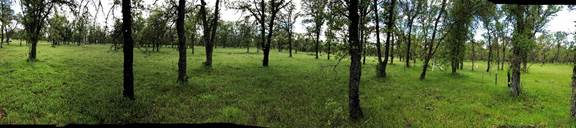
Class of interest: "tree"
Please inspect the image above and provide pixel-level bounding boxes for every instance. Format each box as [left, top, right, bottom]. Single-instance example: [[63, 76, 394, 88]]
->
[[176, 0, 188, 85], [419, 0, 447, 80], [280, 1, 299, 57], [237, 0, 288, 66], [345, 0, 363, 120], [47, 12, 68, 47], [505, 4, 532, 97], [303, 0, 327, 60], [0, 0, 14, 48], [553, 31, 567, 63], [445, 0, 475, 75], [121, 0, 135, 100], [21, 0, 74, 62], [477, 1, 496, 72], [400, 0, 425, 68], [199, 0, 220, 66]]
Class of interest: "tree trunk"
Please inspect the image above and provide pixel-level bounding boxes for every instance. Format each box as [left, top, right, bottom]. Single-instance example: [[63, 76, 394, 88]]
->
[[315, 26, 320, 59], [501, 39, 507, 70], [200, 0, 219, 67], [347, 0, 363, 120], [122, 0, 135, 100], [177, 0, 187, 85], [406, 19, 413, 68], [327, 39, 331, 60], [374, 0, 384, 77], [420, 0, 446, 80], [260, 0, 267, 66], [289, 28, 293, 57], [1, 25, 4, 48], [264, 0, 280, 67], [390, 33, 395, 64], [472, 41, 476, 71], [487, 27, 493, 72], [556, 42, 561, 63]]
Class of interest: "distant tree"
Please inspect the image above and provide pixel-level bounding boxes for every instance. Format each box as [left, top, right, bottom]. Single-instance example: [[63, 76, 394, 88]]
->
[[477, 1, 496, 72], [279, 1, 299, 57], [122, 0, 135, 100], [445, 0, 475, 75], [21, 0, 74, 62], [553, 31, 567, 63], [302, 0, 327, 59], [0, 0, 15, 48], [399, 0, 425, 68], [47, 12, 68, 47]]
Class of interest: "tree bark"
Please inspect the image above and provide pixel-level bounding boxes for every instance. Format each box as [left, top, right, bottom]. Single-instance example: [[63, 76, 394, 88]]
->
[[177, 0, 187, 85], [200, 0, 219, 66], [374, 0, 384, 77], [347, 0, 363, 120], [315, 25, 320, 59], [122, 0, 135, 100], [289, 26, 293, 57], [487, 27, 493, 72]]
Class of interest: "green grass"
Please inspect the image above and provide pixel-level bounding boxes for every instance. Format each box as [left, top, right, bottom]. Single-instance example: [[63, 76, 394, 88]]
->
[[0, 41, 575, 127]]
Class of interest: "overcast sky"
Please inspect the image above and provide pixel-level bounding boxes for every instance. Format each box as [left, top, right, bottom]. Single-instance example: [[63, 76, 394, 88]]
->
[[9, 0, 576, 42]]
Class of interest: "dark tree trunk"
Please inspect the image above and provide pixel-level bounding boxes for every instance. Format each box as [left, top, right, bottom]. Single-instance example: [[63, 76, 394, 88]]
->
[[347, 0, 363, 120], [0, 31, 3, 49], [501, 39, 507, 70], [289, 28, 293, 57], [362, 31, 367, 64], [556, 42, 561, 63], [260, 0, 267, 66], [200, 0, 219, 67], [327, 39, 331, 60], [406, 20, 413, 68], [122, 0, 135, 100], [315, 26, 320, 59], [487, 28, 493, 72], [374, 0, 384, 77], [390, 33, 395, 64], [177, 0, 187, 85]]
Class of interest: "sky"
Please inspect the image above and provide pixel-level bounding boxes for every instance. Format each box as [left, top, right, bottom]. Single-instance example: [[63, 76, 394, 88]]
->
[[8, 0, 576, 42]]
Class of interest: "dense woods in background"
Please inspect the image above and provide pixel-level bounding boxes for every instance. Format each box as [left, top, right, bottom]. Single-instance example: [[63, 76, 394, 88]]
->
[[2, 0, 576, 121]]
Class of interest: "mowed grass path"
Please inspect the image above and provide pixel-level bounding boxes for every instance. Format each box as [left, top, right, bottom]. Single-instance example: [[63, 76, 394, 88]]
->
[[0, 42, 575, 127]]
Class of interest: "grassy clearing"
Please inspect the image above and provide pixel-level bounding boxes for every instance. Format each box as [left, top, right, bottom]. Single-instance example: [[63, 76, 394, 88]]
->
[[0, 41, 575, 127]]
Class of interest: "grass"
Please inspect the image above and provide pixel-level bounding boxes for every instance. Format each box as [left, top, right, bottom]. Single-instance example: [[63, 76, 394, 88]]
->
[[0, 41, 575, 127]]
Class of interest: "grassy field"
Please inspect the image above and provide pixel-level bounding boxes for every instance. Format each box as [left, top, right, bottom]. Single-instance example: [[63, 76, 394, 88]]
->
[[0, 41, 575, 127]]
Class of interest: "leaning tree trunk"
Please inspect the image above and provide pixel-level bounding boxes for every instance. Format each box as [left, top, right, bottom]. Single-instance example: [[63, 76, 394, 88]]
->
[[122, 0, 135, 100], [347, 0, 363, 120], [420, 0, 446, 80], [176, 0, 187, 85]]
